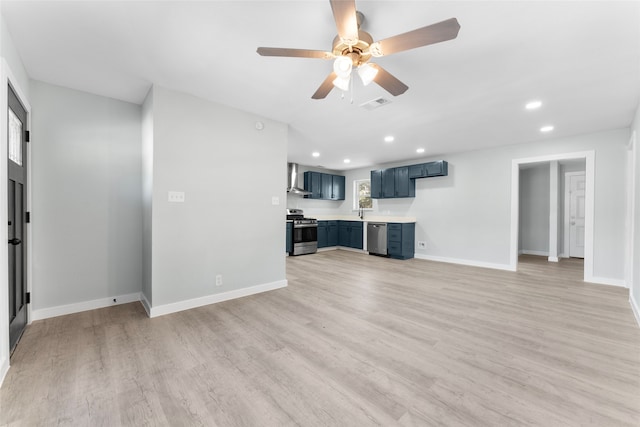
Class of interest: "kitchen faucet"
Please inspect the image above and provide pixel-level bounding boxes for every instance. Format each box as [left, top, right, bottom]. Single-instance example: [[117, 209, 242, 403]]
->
[[359, 205, 364, 220]]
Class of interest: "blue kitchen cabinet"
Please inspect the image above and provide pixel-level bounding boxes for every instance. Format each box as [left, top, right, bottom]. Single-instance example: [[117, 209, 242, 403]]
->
[[317, 221, 328, 248], [371, 167, 414, 199], [332, 175, 345, 200], [387, 222, 415, 260], [303, 172, 323, 199], [318, 220, 339, 248], [304, 172, 345, 200], [382, 168, 395, 198], [338, 221, 363, 249], [286, 222, 293, 253], [408, 161, 448, 178], [327, 221, 338, 246], [394, 166, 415, 198], [371, 169, 382, 198]]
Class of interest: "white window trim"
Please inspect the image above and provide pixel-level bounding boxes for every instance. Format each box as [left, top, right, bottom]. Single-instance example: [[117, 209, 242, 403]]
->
[[353, 179, 374, 211]]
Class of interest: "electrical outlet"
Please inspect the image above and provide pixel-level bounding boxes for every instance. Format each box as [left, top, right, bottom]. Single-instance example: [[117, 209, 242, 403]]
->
[[417, 241, 426, 249], [216, 274, 223, 286], [168, 191, 185, 203], [272, 196, 280, 205]]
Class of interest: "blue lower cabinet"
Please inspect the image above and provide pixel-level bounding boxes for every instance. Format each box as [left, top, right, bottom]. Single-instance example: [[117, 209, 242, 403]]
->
[[318, 221, 339, 248], [338, 221, 363, 250], [286, 222, 293, 253], [387, 223, 415, 260], [317, 221, 328, 248], [327, 221, 338, 246]]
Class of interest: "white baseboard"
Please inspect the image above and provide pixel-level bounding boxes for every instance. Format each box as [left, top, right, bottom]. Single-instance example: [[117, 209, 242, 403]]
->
[[140, 292, 152, 317], [148, 280, 287, 318], [548, 256, 559, 262], [519, 250, 550, 257], [31, 292, 142, 321], [630, 292, 640, 328], [0, 357, 8, 388], [586, 276, 627, 288], [414, 254, 513, 271]]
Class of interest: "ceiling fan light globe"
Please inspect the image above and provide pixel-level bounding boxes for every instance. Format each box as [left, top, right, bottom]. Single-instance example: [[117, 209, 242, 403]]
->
[[358, 63, 379, 86], [369, 42, 384, 57], [332, 75, 350, 91], [333, 56, 353, 78]]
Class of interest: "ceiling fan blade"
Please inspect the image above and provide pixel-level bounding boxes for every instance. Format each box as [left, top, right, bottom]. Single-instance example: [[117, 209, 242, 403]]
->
[[371, 64, 408, 96], [374, 18, 461, 56], [312, 72, 337, 99], [257, 47, 333, 59], [330, 0, 359, 44]]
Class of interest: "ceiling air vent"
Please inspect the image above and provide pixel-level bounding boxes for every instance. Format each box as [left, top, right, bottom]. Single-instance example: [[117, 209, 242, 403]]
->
[[360, 97, 392, 111]]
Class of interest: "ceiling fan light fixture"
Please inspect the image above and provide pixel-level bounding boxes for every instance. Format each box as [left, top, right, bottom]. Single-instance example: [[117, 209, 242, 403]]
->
[[358, 63, 378, 86], [333, 56, 353, 78], [332, 75, 350, 91], [369, 42, 383, 57]]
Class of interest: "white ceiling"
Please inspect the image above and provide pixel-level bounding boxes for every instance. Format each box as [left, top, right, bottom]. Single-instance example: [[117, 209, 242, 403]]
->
[[2, 1, 639, 171]]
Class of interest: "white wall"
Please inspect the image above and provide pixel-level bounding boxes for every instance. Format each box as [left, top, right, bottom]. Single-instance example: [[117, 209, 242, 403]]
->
[[148, 85, 287, 311], [30, 81, 143, 316], [0, 10, 31, 386], [519, 164, 550, 255], [300, 128, 629, 279]]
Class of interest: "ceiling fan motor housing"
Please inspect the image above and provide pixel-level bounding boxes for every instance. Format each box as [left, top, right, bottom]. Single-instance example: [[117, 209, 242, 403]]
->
[[332, 30, 373, 66]]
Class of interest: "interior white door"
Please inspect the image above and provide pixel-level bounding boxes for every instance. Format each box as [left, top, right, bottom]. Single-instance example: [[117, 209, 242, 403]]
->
[[569, 173, 586, 258]]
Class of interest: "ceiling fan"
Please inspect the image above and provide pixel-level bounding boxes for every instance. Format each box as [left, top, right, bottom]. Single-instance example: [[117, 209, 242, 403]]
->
[[256, 0, 460, 99]]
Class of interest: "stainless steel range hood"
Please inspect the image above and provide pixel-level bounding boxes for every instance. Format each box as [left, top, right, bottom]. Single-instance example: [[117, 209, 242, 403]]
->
[[287, 163, 311, 196]]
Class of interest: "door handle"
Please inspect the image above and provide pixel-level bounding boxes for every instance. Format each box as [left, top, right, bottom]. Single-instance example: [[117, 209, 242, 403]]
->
[[8, 238, 21, 245]]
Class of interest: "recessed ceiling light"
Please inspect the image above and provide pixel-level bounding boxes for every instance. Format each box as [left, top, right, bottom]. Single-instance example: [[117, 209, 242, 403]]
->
[[343, 159, 351, 164], [416, 148, 425, 154], [312, 152, 320, 157], [384, 135, 394, 143], [525, 100, 542, 110], [540, 125, 554, 133]]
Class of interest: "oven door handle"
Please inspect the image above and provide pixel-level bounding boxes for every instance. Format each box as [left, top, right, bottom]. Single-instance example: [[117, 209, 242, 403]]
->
[[293, 223, 318, 229]]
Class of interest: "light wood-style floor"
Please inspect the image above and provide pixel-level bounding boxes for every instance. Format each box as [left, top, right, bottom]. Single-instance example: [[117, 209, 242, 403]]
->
[[1, 252, 639, 426]]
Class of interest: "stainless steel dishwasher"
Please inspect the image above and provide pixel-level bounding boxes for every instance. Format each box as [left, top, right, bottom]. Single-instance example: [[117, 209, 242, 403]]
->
[[367, 223, 388, 256]]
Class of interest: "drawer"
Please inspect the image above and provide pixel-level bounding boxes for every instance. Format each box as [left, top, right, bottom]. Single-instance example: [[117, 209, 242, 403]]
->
[[388, 241, 402, 255], [388, 229, 402, 242], [387, 223, 402, 231]]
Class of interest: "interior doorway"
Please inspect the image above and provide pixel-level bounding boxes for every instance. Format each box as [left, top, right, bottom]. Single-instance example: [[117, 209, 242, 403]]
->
[[510, 151, 595, 282]]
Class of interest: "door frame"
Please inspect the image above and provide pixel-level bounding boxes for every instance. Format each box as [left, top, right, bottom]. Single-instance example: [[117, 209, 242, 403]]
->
[[626, 132, 636, 293], [0, 58, 32, 385], [564, 171, 586, 258], [510, 151, 595, 281]]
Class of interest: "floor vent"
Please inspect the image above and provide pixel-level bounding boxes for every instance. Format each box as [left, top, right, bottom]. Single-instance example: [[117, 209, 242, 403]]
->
[[360, 97, 392, 110]]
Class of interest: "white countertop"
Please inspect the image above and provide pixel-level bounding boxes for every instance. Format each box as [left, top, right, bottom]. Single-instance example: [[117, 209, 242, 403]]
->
[[313, 215, 416, 223]]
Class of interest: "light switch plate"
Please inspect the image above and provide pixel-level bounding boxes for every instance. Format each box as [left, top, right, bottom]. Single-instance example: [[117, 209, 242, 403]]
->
[[168, 191, 185, 203]]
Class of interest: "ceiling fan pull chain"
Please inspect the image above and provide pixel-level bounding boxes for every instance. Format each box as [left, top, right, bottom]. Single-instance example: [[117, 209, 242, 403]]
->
[[350, 74, 354, 104]]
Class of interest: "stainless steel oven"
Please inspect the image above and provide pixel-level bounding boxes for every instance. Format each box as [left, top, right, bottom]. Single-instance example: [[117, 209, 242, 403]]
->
[[287, 209, 318, 256]]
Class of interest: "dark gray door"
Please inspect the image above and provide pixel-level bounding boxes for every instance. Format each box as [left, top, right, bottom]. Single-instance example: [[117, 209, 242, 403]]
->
[[7, 84, 27, 352]]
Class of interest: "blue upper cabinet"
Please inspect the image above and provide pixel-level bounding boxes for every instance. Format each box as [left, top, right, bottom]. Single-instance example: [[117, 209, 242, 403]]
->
[[408, 161, 448, 179], [372, 161, 447, 199], [371, 167, 415, 199], [304, 172, 322, 199], [371, 169, 382, 198], [394, 166, 415, 198], [303, 171, 345, 200], [332, 175, 345, 200]]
